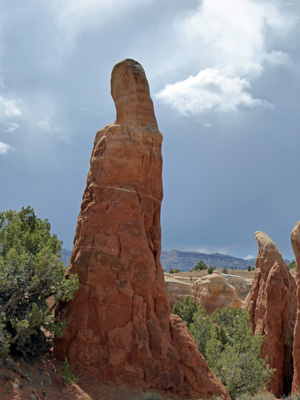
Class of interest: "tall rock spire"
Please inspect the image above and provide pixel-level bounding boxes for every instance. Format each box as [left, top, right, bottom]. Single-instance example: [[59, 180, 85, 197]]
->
[[246, 231, 296, 397], [291, 221, 300, 393], [54, 59, 228, 399]]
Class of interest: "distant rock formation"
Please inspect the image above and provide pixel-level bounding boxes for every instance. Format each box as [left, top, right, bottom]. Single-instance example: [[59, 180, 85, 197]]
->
[[164, 274, 193, 308], [192, 271, 244, 314], [54, 59, 228, 399], [164, 271, 251, 311], [246, 231, 297, 397], [291, 221, 300, 393], [224, 274, 252, 300]]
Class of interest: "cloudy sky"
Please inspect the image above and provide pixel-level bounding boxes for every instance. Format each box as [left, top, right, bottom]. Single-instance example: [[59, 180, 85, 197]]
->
[[0, 0, 299, 260]]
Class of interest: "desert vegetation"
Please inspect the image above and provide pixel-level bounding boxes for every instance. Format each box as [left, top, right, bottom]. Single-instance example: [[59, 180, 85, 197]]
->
[[172, 296, 274, 399], [0, 207, 292, 400], [0, 206, 78, 359]]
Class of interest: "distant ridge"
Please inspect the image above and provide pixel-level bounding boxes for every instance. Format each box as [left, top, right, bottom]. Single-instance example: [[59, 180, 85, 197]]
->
[[161, 249, 256, 271], [61, 248, 289, 271]]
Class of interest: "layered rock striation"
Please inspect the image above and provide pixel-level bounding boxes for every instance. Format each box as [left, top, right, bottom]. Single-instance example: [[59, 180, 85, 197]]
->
[[55, 59, 228, 399], [246, 231, 297, 397], [292, 221, 300, 393]]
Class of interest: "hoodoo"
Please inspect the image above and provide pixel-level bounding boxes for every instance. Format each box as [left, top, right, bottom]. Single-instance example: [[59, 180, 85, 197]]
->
[[54, 59, 228, 399], [291, 221, 300, 393], [246, 231, 296, 397]]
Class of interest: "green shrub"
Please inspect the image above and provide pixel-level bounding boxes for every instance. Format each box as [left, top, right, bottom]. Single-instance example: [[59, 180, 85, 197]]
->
[[183, 303, 273, 399], [190, 302, 212, 359], [192, 260, 208, 271], [172, 295, 197, 329], [0, 207, 79, 359], [61, 358, 79, 385], [205, 308, 274, 399], [173, 268, 180, 273], [168, 268, 174, 274], [207, 265, 216, 274], [288, 260, 296, 270]]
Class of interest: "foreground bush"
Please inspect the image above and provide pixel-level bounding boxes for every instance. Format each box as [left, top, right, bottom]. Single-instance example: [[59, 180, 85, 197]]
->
[[0, 206, 78, 359], [61, 357, 79, 385], [173, 298, 274, 399], [172, 295, 197, 328]]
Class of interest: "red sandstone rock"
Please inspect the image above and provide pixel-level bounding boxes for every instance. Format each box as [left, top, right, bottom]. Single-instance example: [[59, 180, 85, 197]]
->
[[246, 231, 297, 397], [55, 59, 228, 399], [291, 221, 300, 394]]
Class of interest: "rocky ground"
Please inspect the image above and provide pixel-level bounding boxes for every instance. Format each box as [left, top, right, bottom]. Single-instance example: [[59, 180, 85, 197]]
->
[[0, 356, 185, 400]]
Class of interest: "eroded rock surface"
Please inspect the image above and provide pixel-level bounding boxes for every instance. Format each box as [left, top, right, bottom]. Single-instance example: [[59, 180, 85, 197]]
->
[[164, 274, 193, 308], [224, 274, 252, 301], [291, 221, 300, 394], [54, 59, 228, 399], [192, 271, 244, 314], [246, 231, 297, 397]]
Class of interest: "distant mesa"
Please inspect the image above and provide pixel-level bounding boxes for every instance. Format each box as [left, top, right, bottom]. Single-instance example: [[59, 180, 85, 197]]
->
[[55, 59, 229, 399], [161, 249, 256, 271]]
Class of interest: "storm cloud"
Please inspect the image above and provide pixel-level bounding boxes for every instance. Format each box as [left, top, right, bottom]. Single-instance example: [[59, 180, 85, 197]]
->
[[0, 0, 299, 260]]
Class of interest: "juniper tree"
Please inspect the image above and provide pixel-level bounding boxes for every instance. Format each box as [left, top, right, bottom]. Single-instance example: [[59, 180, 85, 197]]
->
[[173, 296, 274, 399], [0, 206, 78, 359]]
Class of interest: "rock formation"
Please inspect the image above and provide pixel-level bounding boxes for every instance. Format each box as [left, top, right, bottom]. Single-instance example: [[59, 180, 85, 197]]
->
[[54, 59, 228, 399], [164, 274, 193, 308], [192, 271, 244, 314], [246, 231, 297, 397], [291, 221, 300, 393], [224, 274, 252, 301]]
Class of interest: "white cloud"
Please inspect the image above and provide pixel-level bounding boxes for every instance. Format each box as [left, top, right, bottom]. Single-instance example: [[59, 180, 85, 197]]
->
[[176, 0, 295, 71], [156, 68, 271, 116], [0, 141, 13, 155], [21, 94, 66, 140], [156, 0, 296, 119], [6, 122, 20, 132], [36, 118, 66, 139], [0, 96, 22, 117], [245, 255, 255, 260], [194, 246, 230, 255]]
